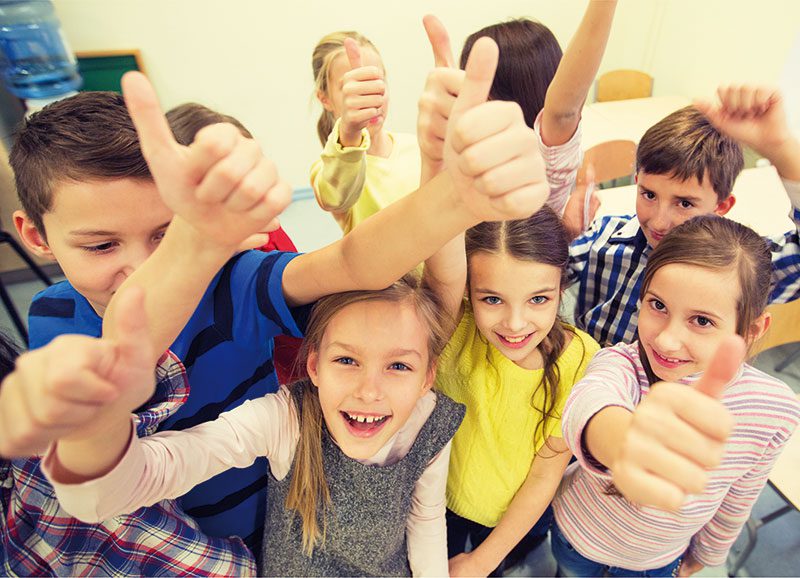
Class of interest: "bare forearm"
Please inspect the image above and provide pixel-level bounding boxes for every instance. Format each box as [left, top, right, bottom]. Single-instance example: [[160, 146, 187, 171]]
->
[[423, 233, 467, 323], [102, 216, 234, 363], [284, 172, 478, 306], [51, 413, 132, 483], [584, 405, 633, 468], [541, 0, 617, 145], [762, 137, 800, 182]]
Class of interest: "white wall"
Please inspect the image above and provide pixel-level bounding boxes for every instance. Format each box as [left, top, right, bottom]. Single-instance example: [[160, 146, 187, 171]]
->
[[52, 0, 800, 189]]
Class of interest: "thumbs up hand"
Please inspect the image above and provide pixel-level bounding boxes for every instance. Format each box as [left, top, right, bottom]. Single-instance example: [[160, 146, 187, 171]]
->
[[121, 72, 291, 253], [610, 336, 743, 510], [338, 38, 387, 147], [442, 36, 548, 222]]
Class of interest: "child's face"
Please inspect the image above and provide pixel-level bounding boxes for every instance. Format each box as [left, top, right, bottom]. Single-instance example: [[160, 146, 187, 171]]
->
[[635, 171, 735, 248], [638, 263, 742, 382], [322, 46, 388, 135], [306, 299, 434, 461], [468, 252, 561, 370], [15, 178, 173, 316]]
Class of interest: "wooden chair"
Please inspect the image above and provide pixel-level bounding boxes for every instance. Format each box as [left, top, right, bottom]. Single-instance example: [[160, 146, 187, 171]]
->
[[727, 395, 800, 576], [750, 300, 800, 371], [595, 69, 654, 103], [579, 139, 638, 185]]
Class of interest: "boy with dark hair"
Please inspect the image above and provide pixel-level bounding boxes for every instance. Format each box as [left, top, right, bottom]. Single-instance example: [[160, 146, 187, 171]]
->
[[3, 41, 547, 575], [569, 89, 800, 346]]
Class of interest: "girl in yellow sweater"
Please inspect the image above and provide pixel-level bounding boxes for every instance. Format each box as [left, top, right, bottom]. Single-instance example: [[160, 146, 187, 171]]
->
[[310, 31, 419, 234], [423, 207, 600, 577]]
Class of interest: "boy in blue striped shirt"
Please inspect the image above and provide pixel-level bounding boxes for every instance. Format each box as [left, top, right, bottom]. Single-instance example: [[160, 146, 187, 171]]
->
[[570, 85, 800, 346]]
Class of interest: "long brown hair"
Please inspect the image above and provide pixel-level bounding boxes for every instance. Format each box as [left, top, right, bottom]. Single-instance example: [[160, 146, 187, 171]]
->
[[641, 215, 772, 349], [285, 274, 450, 554], [311, 30, 380, 146], [465, 206, 584, 453], [460, 19, 562, 129]]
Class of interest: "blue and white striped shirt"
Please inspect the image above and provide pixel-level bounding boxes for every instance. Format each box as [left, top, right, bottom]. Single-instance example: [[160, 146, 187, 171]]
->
[[568, 180, 800, 346]]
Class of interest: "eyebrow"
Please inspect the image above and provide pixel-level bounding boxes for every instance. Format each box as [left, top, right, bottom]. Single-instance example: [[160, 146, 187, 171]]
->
[[328, 341, 423, 359], [473, 286, 558, 295], [68, 221, 171, 237]]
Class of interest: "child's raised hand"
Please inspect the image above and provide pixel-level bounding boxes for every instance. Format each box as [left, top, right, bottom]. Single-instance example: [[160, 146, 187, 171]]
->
[[695, 86, 792, 159], [0, 287, 155, 457], [338, 38, 387, 147], [443, 37, 549, 221], [121, 71, 291, 252], [417, 15, 464, 184], [610, 336, 744, 510]]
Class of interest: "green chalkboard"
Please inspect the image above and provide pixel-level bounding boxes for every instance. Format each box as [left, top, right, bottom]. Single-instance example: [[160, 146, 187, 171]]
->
[[76, 52, 143, 93]]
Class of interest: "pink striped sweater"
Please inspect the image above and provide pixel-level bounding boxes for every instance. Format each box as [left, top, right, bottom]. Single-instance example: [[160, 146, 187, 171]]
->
[[553, 342, 800, 571]]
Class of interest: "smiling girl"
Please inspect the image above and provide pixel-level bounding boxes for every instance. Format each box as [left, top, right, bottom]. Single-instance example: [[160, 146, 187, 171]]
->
[[39, 276, 464, 577], [422, 206, 600, 577], [551, 215, 800, 577]]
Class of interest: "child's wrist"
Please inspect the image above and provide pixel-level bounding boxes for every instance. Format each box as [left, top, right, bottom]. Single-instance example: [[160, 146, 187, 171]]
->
[[760, 137, 800, 181]]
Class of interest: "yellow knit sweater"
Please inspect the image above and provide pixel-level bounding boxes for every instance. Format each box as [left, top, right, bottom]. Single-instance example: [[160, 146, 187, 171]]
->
[[436, 302, 599, 527]]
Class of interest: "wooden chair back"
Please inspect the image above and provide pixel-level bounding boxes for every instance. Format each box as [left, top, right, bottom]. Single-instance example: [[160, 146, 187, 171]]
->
[[750, 300, 800, 357], [579, 139, 637, 185], [596, 69, 654, 102]]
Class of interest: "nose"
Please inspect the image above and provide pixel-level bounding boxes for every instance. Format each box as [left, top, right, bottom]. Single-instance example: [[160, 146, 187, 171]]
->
[[503, 306, 528, 333], [653, 319, 684, 353], [354, 369, 385, 403], [650, 204, 673, 233], [119, 244, 155, 280]]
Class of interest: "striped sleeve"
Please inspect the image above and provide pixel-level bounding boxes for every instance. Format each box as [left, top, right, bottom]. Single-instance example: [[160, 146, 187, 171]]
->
[[767, 178, 800, 303], [534, 110, 582, 216], [689, 389, 800, 567], [561, 345, 641, 476]]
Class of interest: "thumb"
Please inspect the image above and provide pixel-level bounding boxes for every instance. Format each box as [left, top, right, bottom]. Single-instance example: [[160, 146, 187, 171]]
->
[[122, 71, 179, 170], [694, 335, 746, 398], [110, 285, 152, 364], [423, 14, 454, 67], [451, 37, 498, 117], [344, 37, 362, 70]]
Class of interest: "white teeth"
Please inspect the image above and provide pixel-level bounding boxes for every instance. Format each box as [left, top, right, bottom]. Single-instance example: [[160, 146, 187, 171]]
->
[[504, 335, 527, 343], [346, 412, 386, 424]]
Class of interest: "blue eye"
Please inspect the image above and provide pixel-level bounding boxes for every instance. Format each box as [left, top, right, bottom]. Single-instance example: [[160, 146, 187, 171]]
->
[[482, 296, 502, 305], [334, 356, 356, 366], [531, 296, 548, 305], [389, 362, 411, 371]]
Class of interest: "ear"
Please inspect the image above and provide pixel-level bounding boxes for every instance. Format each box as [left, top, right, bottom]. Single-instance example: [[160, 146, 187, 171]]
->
[[316, 89, 335, 113], [420, 363, 436, 397], [714, 194, 736, 216], [306, 349, 320, 387], [747, 311, 772, 346], [13, 210, 55, 260]]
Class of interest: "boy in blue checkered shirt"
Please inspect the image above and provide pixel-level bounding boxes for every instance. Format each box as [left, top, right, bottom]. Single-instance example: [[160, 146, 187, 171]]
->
[[569, 85, 800, 346]]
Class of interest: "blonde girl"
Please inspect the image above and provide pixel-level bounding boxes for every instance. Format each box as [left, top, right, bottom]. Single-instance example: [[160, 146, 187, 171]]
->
[[39, 276, 465, 577], [310, 31, 419, 234], [552, 216, 800, 577]]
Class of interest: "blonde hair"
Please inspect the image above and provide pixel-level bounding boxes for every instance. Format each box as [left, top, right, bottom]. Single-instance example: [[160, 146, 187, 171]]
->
[[311, 30, 380, 146], [285, 274, 451, 554]]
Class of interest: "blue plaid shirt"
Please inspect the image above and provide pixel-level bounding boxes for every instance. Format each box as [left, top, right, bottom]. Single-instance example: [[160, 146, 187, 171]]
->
[[569, 180, 800, 346], [0, 353, 256, 577]]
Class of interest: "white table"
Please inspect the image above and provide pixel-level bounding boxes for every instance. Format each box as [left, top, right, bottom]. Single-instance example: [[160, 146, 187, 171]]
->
[[581, 95, 691, 150], [594, 165, 793, 238]]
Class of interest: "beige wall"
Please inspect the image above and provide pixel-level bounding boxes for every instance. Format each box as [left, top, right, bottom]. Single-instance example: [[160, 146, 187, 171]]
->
[[40, 0, 800, 188]]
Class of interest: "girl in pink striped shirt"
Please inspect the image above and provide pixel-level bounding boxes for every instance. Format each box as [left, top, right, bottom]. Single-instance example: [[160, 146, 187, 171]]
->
[[552, 215, 800, 577]]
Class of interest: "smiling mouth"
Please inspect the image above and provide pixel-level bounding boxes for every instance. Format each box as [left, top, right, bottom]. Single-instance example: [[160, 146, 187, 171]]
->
[[496, 332, 534, 349], [650, 347, 690, 368], [340, 411, 391, 438]]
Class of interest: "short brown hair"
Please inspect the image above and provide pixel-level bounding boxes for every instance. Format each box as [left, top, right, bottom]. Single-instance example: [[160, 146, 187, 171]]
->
[[9, 91, 152, 237], [642, 215, 772, 343], [460, 19, 562, 129], [636, 106, 744, 201], [166, 102, 253, 144]]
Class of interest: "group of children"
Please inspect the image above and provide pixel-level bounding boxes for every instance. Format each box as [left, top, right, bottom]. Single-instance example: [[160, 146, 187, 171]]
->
[[0, 1, 799, 576]]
